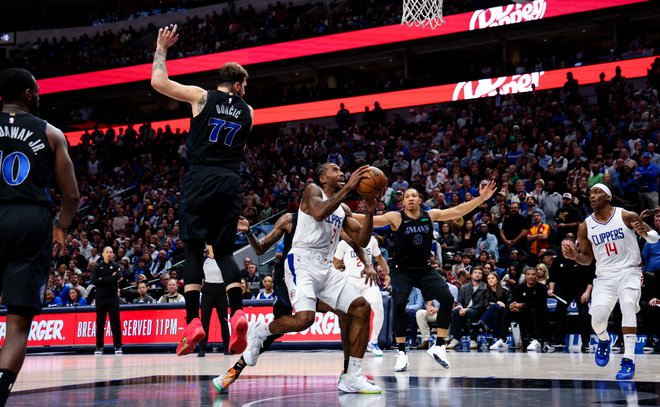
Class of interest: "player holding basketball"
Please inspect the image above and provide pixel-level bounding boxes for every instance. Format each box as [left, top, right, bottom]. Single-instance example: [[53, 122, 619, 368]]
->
[[0, 68, 79, 406], [242, 163, 384, 393], [562, 183, 657, 380], [334, 236, 390, 356], [354, 181, 497, 372], [214, 214, 374, 393], [151, 24, 251, 355]]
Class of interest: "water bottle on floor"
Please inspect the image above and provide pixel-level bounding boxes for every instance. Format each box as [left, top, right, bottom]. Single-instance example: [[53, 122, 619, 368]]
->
[[461, 336, 471, 352]]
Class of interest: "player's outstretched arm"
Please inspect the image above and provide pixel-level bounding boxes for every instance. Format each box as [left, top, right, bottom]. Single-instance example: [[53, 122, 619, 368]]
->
[[151, 24, 206, 115], [428, 180, 497, 222], [562, 222, 594, 266], [623, 210, 659, 243], [238, 214, 291, 255]]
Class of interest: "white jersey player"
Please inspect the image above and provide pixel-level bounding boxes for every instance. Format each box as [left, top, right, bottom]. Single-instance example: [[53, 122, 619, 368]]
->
[[562, 183, 658, 380], [242, 163, 384, 394], [334, 236, 390, 356]]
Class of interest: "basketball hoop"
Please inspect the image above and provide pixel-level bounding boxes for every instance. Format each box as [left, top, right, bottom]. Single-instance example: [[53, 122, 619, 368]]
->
[[401, 0, 445, 29]]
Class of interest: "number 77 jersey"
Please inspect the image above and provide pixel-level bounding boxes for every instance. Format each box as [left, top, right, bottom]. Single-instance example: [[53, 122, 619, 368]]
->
[[0, 112, 53, 207], [586, 207, 642, 275], [187, 90, 252, 173]]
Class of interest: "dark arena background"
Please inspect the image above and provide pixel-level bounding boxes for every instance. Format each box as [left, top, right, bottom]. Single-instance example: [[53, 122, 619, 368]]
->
[[0, 0, 659, 405]]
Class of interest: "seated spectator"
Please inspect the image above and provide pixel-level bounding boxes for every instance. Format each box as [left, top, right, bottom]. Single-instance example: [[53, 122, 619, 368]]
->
[[478, 273, 511, 333], [535, 263, 550, 285], [447, 268, 487, 349], [490, 267, 548, 351], [243, 263, 262, 298], [416, 280, 458, 350], [405, 287, 425, 347], [475, 222, 498, 262], [526, 212, 550, 264], [241, 278, 253, 300], [255, 276, 275, 300], [132, 281, 156, 304], [66, 287, 88, 307], [69, 273, 88, 298], [437, 223, 460, 253], [43, 290, 63, 307], [158, 279, 185, 303], [51, 274, 72, 303]]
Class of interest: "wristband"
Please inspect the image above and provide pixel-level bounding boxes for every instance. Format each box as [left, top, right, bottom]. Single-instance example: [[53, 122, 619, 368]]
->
[[245, 227, 254, 237], [644, 230, 659, 243]]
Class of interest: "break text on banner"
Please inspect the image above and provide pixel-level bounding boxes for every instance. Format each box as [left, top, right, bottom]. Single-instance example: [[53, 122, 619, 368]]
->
[[63, 56, 657, 145], [39, 0, 646, 94]]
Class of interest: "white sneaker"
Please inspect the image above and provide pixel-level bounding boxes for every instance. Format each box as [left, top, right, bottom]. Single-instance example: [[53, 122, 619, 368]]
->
[[427, 345, 450, 369], [242, 321, 266, 366], [526, 339, 542, 352], [366, 341, 383, 356], [446, 338, 460, 349], [94, 348, 103, 355], [394, 351, 408, 372], [338, 370, 382, 394], [469, 340, 478, 349], [114, 347, 123, 355], [489, 339, 509, 351]]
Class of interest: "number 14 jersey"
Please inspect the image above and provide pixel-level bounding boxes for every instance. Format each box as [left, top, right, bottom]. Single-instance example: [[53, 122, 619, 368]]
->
[[586, 207, 642, 276]]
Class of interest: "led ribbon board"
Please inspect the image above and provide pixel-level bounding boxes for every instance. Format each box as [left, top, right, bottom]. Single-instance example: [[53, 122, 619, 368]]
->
[[40, 0, 646, 94], [64, 56, 656, 145]]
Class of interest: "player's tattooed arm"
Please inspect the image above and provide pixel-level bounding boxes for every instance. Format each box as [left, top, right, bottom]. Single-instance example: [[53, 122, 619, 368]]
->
[[152, 48, 168, 74], [198, 92, 207, 112]]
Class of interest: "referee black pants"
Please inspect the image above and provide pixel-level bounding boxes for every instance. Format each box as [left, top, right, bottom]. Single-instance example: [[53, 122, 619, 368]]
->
[[200, 282, 230, 349], [95, 297, 122, 349]]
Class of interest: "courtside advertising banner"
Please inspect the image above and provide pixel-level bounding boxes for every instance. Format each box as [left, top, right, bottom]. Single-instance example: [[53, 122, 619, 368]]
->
[[0, 306, 342, 347]]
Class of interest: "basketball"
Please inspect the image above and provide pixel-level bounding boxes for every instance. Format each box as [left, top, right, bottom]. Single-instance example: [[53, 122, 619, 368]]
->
[[356, 166, 388, 199]]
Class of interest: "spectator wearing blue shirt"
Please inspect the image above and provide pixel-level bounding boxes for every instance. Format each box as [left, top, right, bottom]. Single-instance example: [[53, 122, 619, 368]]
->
[[636, 152, 659, 211], [642, 213, 660, 275], [43, 290, 63, 307], [475, 223, 499, 262], [51, 275, 71, 303], [457, 175, 478, 203], [405, 287, 425, 346]]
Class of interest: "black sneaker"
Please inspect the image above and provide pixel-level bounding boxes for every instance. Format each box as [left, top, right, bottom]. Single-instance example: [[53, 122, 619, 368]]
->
[[198, 349, 206, 357]]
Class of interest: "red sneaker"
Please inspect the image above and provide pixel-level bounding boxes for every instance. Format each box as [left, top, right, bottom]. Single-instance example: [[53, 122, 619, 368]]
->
[[228, 310, 248, 354], [176, 317, 205, 356]]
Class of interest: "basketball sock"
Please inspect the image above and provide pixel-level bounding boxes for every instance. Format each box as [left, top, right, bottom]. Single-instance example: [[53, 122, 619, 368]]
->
[[343, 358, 349, 374], [233, 359, 247, 377], [227, 287, 243, 317], [184, 291, 200, 324], [397, 342, 406, 353], [346, 357, 363, 377], [0, 369, 17, 406], [623, 334, 636, 361], [435, 337, 445, 347]]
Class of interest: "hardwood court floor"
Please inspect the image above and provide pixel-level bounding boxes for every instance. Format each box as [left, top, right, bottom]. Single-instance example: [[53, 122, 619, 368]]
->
[[10, 349, 660, 406]]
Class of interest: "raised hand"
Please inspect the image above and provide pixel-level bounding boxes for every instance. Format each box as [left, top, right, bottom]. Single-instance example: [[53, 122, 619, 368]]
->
[[237, 216, 250, 232], [478, 180, 498, 201], [157, 24, 179, 50]]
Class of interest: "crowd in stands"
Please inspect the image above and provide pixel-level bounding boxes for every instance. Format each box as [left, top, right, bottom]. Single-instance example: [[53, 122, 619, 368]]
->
[[41, 57, 660, 351]]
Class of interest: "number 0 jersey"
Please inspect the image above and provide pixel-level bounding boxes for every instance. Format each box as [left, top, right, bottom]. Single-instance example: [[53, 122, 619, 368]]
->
[[586, 207, 642, 275], [187, 90, 252, 172], [0, 112, 53, 207]]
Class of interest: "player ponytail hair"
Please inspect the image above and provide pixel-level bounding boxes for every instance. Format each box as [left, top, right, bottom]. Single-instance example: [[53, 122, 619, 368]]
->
[[0, 68, 35, 103], [217, 62, 249, 85]]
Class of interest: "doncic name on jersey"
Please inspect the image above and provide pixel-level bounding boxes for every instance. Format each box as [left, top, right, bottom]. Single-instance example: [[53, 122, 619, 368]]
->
[[216, 104, 242, 119], [590, 227, 624, 246]]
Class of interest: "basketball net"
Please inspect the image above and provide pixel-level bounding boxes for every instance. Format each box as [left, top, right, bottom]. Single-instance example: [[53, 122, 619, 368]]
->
[[401, 0, 445, 29]]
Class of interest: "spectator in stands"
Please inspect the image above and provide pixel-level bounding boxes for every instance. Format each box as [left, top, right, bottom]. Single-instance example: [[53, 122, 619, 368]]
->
[[158, 279, 185, 303], [437, 223, 460, 254], [447, 268, 487, 350], [478, 273, 511, 333], [636, 153, 659, 211], [66, 287, 88, 307], [640, 273, 660, 353], [416, 279, 458, 350], [642, 212, 660, 276], [69, 273, 88, 298], [405, 287, 425, 347], [43, 290, 63, 307], [240, 279, 253, 300], [256, 276, 276, 300], [527, 212, 550, 261], [476, 222, 498, 262], [535, 264, 549, 285], [502, 261, 522, 291], [51, 275, 71, 303], [499, 202, 529, 261], [242, 263, 262, 298], [555, 193, 581, 242], [150, 250, 172, 276], [132, 282, 156, 304], [490, 267, 548, 352]]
